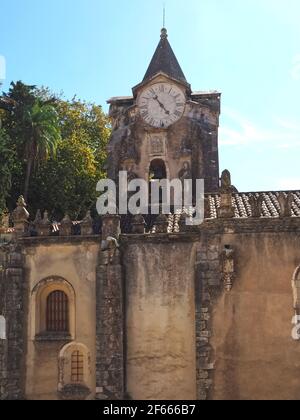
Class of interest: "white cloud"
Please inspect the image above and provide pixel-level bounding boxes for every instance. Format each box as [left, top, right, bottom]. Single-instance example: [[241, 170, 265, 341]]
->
[[220, 108, 300, 149]]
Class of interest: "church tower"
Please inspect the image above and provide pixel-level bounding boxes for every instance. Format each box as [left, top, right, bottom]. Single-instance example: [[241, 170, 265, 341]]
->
[[107, 28, 221, 194]]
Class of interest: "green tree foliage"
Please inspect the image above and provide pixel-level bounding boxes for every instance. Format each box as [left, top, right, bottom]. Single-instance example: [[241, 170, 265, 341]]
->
[[23, 102, 61, 200], [0, 81, 110, 221], [2, 82, 60, 202], [0, 128, 14, 218]]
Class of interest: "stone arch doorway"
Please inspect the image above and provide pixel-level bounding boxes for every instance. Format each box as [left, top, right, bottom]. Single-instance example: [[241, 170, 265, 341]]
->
[[149, 159, 167, 181], [149, 159, 167, 207]]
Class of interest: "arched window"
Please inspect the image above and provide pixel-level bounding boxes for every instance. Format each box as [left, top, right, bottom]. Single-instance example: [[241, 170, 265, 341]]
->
[[149, 159, 167, 206], [149, 159, 167, 181], [32, 277, 75, 341], [71, 350, 84, 383], [58, 343, 92, 399], [46, 290, 69, 332]]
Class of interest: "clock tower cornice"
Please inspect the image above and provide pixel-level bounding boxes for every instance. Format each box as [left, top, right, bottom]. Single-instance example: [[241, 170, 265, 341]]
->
[[132, 72, 191, 99]]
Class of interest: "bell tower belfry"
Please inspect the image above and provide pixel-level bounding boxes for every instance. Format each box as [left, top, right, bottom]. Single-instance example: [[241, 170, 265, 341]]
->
[[107, 28, 220, 193]]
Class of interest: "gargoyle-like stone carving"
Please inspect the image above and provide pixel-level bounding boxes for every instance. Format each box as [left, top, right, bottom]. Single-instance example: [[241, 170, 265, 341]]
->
[[221, 245, 235, 292], [278, 192, 293, 218], [100, 236, 120, 265], [249, 194, 264, 218]]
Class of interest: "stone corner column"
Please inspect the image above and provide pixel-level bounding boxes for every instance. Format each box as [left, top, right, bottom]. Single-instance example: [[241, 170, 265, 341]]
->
[[96, 215, 124, 400], [3, 242, 26, 400]]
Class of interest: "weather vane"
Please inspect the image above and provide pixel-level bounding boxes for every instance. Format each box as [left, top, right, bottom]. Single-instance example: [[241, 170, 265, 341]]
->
[[163, 3, 166, 28]]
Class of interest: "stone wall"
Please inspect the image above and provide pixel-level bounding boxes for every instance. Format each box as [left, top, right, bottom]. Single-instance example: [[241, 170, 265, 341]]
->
[[208, 220, 300, 400], [2, 213, 300, 400], [123, 235, 198, 400]]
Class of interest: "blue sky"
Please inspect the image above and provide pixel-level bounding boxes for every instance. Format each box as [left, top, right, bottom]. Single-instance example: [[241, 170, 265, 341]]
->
[[1, 0, 300, 192]]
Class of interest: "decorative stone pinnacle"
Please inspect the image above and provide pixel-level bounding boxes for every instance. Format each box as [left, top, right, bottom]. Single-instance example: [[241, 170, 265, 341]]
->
[[34, 209, 42, 224], [12, 194, 30, 237], [82, 210, 93, 224], [161, 28, 168, 39], [12, 195, 30, 223], [61, 213, 72, 224], [17, 195, 27, 208]]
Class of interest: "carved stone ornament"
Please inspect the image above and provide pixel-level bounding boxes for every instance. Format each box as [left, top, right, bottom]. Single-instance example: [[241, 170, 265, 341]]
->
[[12, 196, 29, 223], [217, 170, 235, 219], [178, 161, 192, 184], [221, 246, 236, 292], [60, 214, 72, 236], [278, 192, 293, 218], [149, 136, 165, 156], [12, 196, 30, 237], [36, 211, 51, 237], [81, 211, 93, 236]]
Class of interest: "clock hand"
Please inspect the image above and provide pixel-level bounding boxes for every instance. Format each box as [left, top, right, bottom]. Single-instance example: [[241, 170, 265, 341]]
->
[[153, 95, 170, 115]]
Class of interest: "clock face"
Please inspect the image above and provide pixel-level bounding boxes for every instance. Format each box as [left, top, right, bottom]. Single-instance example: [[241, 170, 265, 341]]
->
[[138, 83, 186, 128]]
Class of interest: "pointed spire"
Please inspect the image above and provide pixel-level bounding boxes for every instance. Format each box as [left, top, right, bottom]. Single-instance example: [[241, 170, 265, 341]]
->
[[143, 28, 188, 85]]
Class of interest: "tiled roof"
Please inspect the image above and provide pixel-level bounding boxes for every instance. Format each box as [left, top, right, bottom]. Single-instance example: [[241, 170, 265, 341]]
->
[[207, 191, 300, 219], [122, 191, 300, 234]]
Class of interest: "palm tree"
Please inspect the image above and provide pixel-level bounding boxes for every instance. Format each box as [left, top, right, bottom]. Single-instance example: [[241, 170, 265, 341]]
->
[[23, 102, 61, 200]]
